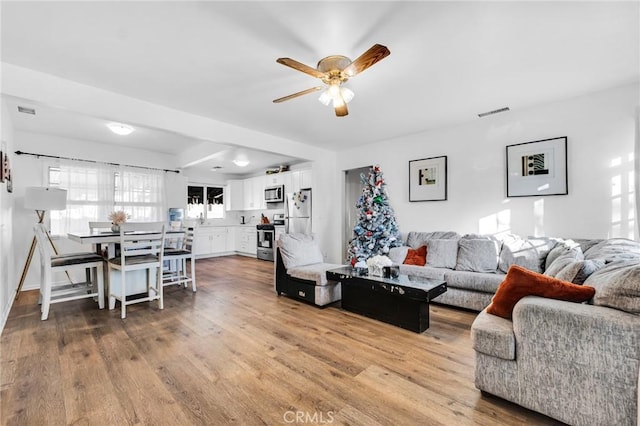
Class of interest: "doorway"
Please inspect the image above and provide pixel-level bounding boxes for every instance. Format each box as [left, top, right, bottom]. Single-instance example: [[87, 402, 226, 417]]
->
[[343, 166, 371, 263]]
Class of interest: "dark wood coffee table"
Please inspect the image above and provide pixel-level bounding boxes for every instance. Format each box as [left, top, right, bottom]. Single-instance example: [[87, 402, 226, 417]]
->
[[326, 267, 447, 333]]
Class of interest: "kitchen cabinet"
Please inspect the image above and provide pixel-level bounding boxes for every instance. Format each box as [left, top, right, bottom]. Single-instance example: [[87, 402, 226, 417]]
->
[[195, 226, 231, 257], [235, 227, 257, 255], [243, 176, 265, 210], [225, 179, 244, 211], [265, 173, 285, 187], [289, 169, 312, 193]]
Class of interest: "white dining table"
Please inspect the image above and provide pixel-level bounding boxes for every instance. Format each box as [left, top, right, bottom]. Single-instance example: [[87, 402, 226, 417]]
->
[[68, 229, 186, 302]]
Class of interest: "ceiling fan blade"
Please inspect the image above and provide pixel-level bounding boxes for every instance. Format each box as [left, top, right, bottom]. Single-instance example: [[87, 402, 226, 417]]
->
[[343, 44, 391, 77], [334, 102, 348, 117], [276, 58, 326, 79], [273, 86, 323, 103]]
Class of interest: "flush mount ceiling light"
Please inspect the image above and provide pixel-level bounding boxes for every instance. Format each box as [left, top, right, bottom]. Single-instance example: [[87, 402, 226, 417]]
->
[[233, 159, 250, 167], [273, 44, 390, 117], [106, 122, 135, 136]]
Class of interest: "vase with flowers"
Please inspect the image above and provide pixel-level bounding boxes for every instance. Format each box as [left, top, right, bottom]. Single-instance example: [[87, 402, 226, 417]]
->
[[108, 210, 129, 232]]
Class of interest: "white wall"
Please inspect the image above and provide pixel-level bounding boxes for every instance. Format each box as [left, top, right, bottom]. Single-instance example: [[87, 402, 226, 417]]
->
[[0, 99, 16, 332], [336, 83, 640, 244]]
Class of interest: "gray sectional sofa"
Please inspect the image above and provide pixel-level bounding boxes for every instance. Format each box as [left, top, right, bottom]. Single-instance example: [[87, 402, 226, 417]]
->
[[391, 231, 640, 425], [390, 231, 561, 311]]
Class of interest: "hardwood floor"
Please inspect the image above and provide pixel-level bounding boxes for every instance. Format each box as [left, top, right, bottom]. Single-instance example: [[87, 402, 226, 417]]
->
[[1, 256, 562, 425]]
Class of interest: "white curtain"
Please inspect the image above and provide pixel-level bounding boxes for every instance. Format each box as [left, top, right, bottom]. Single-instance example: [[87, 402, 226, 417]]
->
[[114, 167, 167, 222], [50, 162, 167, 235], [50, 161, 115, 235]]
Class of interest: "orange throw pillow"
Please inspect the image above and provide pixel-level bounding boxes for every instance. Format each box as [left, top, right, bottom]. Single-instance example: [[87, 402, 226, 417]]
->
[[404, 245, 427, 266], [486, 265, 596, 319]]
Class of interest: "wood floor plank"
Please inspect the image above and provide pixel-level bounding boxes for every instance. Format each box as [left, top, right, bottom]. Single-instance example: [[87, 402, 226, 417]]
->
[[1, 255, 564, 425]]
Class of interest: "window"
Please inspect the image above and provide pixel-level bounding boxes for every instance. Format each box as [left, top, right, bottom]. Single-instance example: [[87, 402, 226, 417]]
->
[[49, 163, 166, 235], [187, 185, 224, 220]]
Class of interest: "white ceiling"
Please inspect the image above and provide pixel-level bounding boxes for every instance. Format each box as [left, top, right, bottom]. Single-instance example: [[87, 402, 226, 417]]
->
[[1, 1, 639, 169]]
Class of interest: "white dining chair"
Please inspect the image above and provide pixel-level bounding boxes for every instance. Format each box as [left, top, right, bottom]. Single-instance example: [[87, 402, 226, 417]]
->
[[163, 227, 196, 292], [89, 221, 113, 232], [107, 222, 166, 319], [34, 224, 105, 320]]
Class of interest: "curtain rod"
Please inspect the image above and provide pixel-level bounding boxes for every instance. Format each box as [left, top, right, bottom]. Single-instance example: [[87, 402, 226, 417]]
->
[[14, 150, 180, 174]]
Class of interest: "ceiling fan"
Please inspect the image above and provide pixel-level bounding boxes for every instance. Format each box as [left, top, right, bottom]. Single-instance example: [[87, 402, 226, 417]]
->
[[273, 44, 391, 117]]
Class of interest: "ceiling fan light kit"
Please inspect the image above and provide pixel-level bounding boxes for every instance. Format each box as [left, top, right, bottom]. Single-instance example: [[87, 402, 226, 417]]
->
[[273, 44, 390, 117]]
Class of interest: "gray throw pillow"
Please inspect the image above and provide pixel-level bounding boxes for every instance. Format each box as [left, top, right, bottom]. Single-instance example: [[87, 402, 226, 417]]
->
[[455, 239, 500, 273], [545, 239, 580, 270], [584, 260, 640, 314], [277, 233, 323, 269], [544, 248, 584, 277], [499, 235, 554, 273], [406, 231, 460, 249], [584, 238, 640, 263], [426, 239, 459, 269], [554, 259, 605, 284], [388, 246, 409, 265]]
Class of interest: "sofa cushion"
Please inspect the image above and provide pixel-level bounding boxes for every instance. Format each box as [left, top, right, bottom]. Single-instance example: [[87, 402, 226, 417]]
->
[[277, 233, 323, 269], [406, 231, 460, 249], [403, 245, 427, 266], [444, 270, 505, 293], [486, 265, 596, 319], [584, 260, 640, 314], [498, 235, 556, 273], [555, 259, 606, 284], [287, 263, 343, 286], [455, 239, 501, 272], [544, 247, 584, 276], [388, 246, 409, 264], [584, 238, 640, 263], [544, 239, 580, 269], [471, 309, 516, 360], [426, 239, 459, 269]]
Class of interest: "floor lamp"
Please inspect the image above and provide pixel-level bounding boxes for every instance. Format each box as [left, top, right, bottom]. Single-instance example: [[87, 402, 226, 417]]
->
[[15, 187, 68, 300]]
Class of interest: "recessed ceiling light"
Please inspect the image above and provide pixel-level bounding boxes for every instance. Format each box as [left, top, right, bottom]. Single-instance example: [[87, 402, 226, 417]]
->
[[233, 159, 250, 167], [106, 122, 135, 136]]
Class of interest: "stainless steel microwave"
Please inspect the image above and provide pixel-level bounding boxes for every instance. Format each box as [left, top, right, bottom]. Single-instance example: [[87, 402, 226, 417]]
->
[[264, 185, 284, 203]]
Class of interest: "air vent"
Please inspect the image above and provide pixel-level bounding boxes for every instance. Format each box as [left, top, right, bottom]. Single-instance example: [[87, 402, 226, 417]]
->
[[478, 107, 510, 118], [211, 166, 223, 171], [18, 106, 36, 115]]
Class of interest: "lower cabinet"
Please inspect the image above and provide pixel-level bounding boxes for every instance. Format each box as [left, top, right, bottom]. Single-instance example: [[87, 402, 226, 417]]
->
[[195, 226, 259, 258], [195, 227, 231, 257], [235, 227, 257, 255]]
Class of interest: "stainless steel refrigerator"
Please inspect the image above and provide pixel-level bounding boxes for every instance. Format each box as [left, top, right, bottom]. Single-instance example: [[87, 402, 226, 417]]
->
[[284, 189, 312, 234]]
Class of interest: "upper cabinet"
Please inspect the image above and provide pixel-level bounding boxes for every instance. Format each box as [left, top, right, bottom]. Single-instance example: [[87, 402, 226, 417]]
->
[[224, 168, 312, 211], [289, 169, 312, 193], [225, 180, 244, 211], [243, 176, 266, 211]]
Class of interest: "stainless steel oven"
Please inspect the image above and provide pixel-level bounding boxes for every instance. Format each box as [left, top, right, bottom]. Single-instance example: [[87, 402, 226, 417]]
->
[[256, 224, 275, 261]]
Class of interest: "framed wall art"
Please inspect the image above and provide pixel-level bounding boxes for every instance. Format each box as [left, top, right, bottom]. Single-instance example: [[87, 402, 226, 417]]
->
[[506, 136, 567, 197], [409, 155, 447, 201]]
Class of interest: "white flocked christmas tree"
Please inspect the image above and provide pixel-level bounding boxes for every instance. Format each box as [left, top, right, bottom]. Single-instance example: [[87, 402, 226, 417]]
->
[[347, 165, 402, 266]]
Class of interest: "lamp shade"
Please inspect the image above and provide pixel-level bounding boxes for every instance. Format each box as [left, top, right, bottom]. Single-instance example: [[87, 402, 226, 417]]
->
[[24, 187, 67, 211]]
